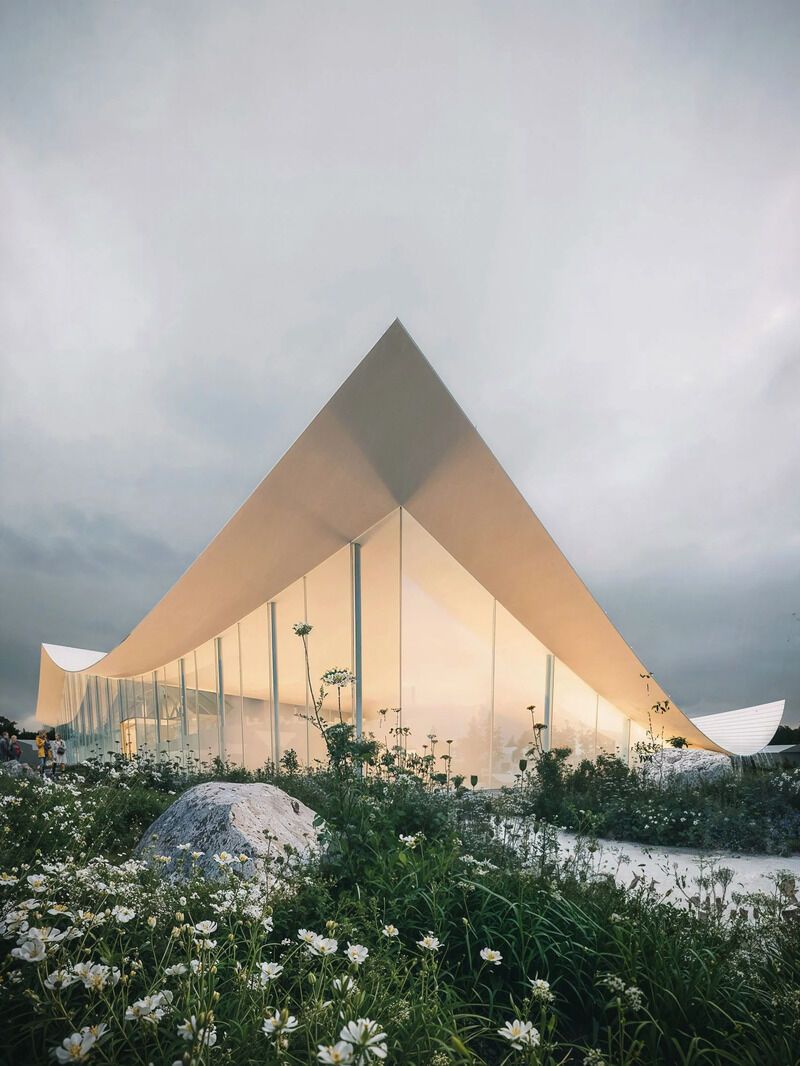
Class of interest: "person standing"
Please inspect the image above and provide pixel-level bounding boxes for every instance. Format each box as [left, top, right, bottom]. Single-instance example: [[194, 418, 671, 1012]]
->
[[0, 732, 9, 762], [54, 735, 66, 775], [8, 736, 21, 762], [35, 731, 47, 775]]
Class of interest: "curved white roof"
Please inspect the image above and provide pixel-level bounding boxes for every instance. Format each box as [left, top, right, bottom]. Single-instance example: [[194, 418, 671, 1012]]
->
[[36, 320, 778, 756], [690, 701, 785, 756]]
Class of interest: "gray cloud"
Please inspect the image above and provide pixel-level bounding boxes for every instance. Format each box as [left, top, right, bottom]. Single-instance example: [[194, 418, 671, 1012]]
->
[[1, 1, 799, 729]]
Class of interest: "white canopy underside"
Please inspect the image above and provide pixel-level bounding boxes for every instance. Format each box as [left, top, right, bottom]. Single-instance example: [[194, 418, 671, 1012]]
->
[[36, 321, 783, 755]]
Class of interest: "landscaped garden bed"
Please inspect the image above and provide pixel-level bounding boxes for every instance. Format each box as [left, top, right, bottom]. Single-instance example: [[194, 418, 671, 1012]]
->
[[1, 744, 799, 1065]]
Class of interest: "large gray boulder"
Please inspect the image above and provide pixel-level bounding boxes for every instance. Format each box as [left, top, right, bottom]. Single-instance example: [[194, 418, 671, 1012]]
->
[[638, 746, 733, 784], [136, 782, 321, 883]]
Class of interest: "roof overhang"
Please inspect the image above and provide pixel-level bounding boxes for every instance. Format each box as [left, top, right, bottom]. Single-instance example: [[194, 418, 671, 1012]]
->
[[36, 320, 748, 752]]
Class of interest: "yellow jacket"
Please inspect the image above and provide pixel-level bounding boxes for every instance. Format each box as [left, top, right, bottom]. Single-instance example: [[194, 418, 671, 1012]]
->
[[35, 736, 46, 758]]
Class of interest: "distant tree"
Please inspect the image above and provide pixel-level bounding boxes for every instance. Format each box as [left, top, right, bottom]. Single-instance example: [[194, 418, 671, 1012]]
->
[[771, 724, 800, 745], [0, 716, 19, 735]]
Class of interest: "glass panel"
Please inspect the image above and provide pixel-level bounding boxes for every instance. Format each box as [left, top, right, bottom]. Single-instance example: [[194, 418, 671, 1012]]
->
[[194, 640, 220, 765], [401, 512, 494, 785], [239, 606, 272, 771], [359, 510, 401, 752], [183, 653, 201, 767], [161, 661, 183, 758], [273, 576, 310, 765], [596, 697, 628, 760], [305, 545, 353, 767], [220, 627, 244, 766], [551, 660, 597, 763], [492, 603, 549, 787], [628, 719, 650, 764]]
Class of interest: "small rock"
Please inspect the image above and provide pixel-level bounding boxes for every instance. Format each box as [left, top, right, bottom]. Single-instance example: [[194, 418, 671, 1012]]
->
[[135, 781, 321, 884]]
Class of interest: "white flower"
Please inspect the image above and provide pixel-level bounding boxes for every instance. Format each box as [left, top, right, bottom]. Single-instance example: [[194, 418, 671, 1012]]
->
[[318, 1042, 355, 1064], [111, 905, 135, 924], [528, 977, 554, 1004], [346, 943, 368, 966], [193, 920, 218, 936], [497, 1019, 540, 1050], [298, 927, 318, 944], [332, 975, 358, 995], [26, 874, 47, 893], [262, 915, 275, 933], [80, 963, 121, 992], [176, 1015, 217, 1046], [176, 843, 191, 851], [480, 947, 502, 966], [258, 961, 284, 982], [45, 968, 80, 990], [416, 933, 441, 952], [381, 924, 399, 938], [262, 1010, 299, 1036], [125, 991, 173, 1024], [309, 935, 338, 957], [398, 833, 421, 849], [0, 872, 18, 886], [213, 852, 236, 866], [339, 1018, 388, 1061], [165, 963, 188, 976], [53, 1031, 96, 1063], [11, 939, 47, 963]]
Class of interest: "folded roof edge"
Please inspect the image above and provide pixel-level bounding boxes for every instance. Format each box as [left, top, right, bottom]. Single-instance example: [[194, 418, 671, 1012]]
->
[[36, 320, 735, 752]]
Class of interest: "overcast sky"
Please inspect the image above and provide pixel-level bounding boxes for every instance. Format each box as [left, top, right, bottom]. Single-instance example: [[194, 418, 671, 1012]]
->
[[1, 1, 799, 730]]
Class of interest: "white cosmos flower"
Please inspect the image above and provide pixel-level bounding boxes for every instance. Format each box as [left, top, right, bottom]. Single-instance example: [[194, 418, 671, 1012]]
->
[[298, 928, 318, 944], [332, 975, 357, 994], [309, 935, 338, 957], [416, 933, 441, 952], [53, 1031, 97, 1063], [480, 947, 503, 966], [345, 943, 369, 966], [0, 873, 18, 886], [125, 991, 172, 1024], [262, 1010, 299, 1036], [165, 963, 188, 976], [81, 963, 121, 992], [318, 1041, 354, 1064], [193, 920, 218, 936], [111, 905, 135, 924], [26, 874, 47, 893], [45, 968, 80, 990], [338, 1018, 388, 1061], [258, 962, 284, 981], [11, 939, 47, 963], [176, 1015, 217, 1046], [497, 1019, 540, 1050], [381, 924, 399, 938], [213, 852, 236, 866]]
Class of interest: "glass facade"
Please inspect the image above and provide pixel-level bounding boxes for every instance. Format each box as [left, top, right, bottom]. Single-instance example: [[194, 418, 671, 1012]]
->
[[52, 508, 642, 780]]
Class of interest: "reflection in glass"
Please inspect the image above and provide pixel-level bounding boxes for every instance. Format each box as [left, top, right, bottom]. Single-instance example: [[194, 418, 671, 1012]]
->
[[551, 660, 597, 763], [401, 512, 494, 784], [305, 545, 353, 766], [596, 697, 628, 760], [359, 511, 401, 752], [220, 626, 244, 765], [239, 606, 271, 770], [492, 603, 549, 787], [194, 641, 219, 764], [273, 576, 310, 764]]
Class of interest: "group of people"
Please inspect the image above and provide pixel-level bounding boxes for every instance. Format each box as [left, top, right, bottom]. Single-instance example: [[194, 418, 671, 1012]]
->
[[0, 730, 67, 777]]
